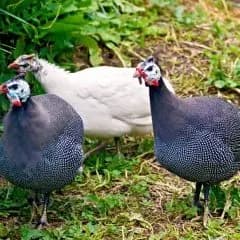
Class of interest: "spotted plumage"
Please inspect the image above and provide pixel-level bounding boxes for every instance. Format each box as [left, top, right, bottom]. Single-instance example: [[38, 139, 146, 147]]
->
[[153, 96, 240, 183], [0, 76, 84, 227], [134, 56, 240, 226]]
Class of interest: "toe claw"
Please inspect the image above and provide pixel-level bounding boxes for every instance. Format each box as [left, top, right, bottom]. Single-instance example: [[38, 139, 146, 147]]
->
[[36, 221, 49, 230]]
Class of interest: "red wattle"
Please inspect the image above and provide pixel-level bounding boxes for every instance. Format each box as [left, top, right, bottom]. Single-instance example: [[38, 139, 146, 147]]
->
[[151, 80, 159, 87], [12, 100, 22, 107]]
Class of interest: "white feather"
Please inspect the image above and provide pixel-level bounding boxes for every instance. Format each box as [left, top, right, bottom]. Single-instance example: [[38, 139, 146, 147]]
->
[[162, 77, 175, 94], [34, 59, 153, 138]]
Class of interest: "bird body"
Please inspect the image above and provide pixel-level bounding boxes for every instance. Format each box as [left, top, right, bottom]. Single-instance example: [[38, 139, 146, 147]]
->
[[134, 56, 240, 226], [1, 94, 84, 192], [9, 55, 152, 138], [151, 85, 240, 183], [0, 77, 84, 226]]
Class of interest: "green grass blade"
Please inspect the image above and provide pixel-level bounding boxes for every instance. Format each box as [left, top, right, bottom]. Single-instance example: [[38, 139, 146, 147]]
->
[[0, 8, 31, 25], [0, 8, 38, 37]]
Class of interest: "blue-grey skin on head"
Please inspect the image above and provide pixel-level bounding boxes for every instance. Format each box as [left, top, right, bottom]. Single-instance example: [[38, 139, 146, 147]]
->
[[0, 75, 84, 228], [0, 77, 31, 107], [133, 56, 162, 86]]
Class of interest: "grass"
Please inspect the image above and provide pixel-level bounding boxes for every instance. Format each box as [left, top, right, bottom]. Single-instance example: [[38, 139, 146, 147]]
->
[[1, 0, 240, 239]]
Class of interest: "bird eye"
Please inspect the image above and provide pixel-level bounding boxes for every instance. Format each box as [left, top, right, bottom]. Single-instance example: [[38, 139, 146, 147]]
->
[[146, 66, 153, 71], [20, 63, 29, 67], [8, 84, 18, 90]]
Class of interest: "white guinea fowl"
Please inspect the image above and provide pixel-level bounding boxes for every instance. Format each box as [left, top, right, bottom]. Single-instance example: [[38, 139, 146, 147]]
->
[[8, 54, 168, 143]]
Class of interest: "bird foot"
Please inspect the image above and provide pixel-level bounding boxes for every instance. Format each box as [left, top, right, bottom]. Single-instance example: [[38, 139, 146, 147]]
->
[[220, 193, 232, 219], [203, 206, 209, 228], [28, 197, 42, 224], [203, 215, 208, 228], [36, 210, 49, 230], [193, 200, 203, 209], [28, 213, 36, 225], [36, 220, 49, 230]]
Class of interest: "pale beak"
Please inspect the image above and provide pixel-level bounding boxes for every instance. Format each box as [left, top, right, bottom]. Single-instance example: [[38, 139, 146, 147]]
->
[[8, 62, 19, 70], [0, 84, 8, 94], [133, 70, 140, 78], [133, 68, 143, 84]]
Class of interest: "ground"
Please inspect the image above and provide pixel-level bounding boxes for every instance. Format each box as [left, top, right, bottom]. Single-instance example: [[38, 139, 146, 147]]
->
[[1, 0, 240, 239]]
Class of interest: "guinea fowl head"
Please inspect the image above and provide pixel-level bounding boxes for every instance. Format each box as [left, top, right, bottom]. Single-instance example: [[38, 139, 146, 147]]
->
[[133, 56, 162, 87], [0, 75, 30, 107], [8, 54, 42, 73]]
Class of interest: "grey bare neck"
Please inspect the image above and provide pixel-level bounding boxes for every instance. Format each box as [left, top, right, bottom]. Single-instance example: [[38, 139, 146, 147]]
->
[[3, 97, 51, 151], [149, 77, 186, 141]]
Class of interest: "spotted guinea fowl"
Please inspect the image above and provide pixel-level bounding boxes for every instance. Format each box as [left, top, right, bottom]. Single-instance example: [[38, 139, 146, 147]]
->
[[0, 75, 84, 228], [133, 56, 240, 226], [8, 54, 164, 155]]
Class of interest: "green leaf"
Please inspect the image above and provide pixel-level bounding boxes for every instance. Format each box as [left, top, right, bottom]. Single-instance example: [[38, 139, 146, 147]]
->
[[20, 225, 45, 240], [175, 6, 185, 22], [214, 80, 226, 89], [97, 29, 121, 44], [113, 0, 145, 13], [87, 222, 97, 234], [13, 37, 26, 58], [0, 8, 37, 36], [0, 223, 8, 238], [40, 4, 62, 30], [106, 42, 131, 67], [76, 35, 103, 66]]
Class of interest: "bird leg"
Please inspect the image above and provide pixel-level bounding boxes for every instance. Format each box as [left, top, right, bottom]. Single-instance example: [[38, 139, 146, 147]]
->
[[83, 137, 122, 160], [203, 183, 210, 228], [114, 137, 121, 157], [193, 182, 203, 209], [28, 192, 41, 224], [84, 141, 107, 160], [221, 191, 232, 219], [37, 193, 50, 229]]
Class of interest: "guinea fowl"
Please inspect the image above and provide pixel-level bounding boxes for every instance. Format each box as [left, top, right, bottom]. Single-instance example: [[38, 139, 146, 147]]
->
[[8, 54, 162, 155], [0, 75, 84, 228], [133, 56, 240, 226]]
